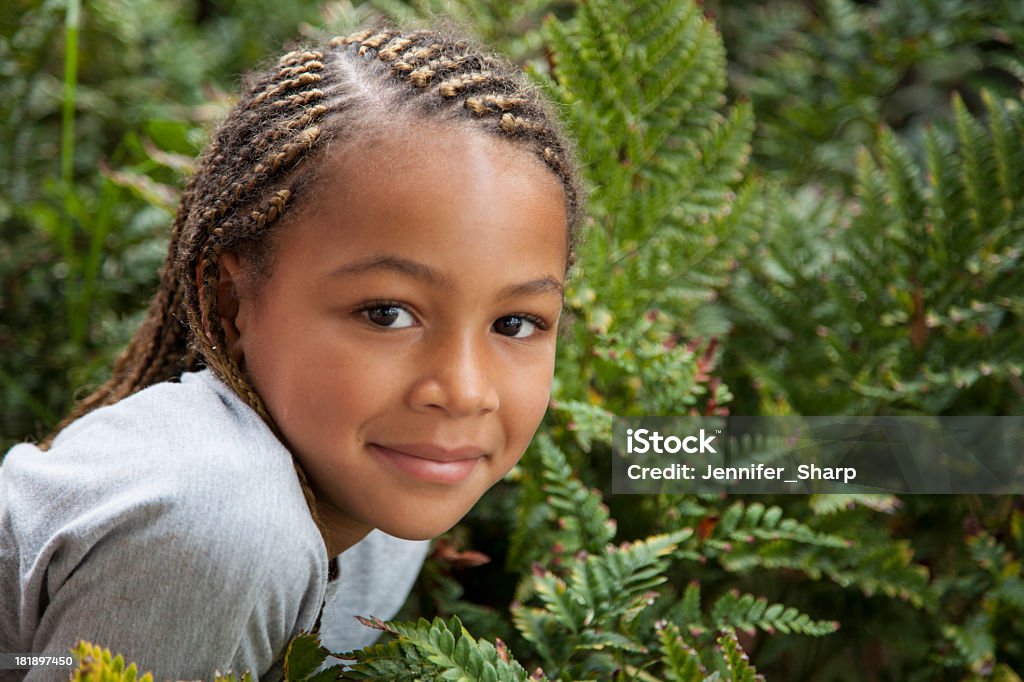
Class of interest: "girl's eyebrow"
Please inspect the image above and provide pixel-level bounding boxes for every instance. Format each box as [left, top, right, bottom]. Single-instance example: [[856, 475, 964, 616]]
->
[[328, 254, 564, 299], [328, 255, 454, 290], [496, 277, 564, 300]]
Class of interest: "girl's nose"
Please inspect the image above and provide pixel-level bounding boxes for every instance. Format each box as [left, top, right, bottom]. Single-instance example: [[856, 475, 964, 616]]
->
[[406, 332, 500, 417]]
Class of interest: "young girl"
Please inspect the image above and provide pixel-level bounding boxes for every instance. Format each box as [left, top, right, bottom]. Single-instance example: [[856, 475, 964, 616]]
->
[[0, 25, 583, 680]]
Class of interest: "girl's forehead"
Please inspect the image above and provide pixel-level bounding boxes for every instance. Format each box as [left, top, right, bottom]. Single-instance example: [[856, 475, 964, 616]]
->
[[279, 125, 569, 279], [321, 122, 562, 197]]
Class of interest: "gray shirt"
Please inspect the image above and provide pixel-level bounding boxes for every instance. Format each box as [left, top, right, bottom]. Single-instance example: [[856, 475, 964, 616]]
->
[[0, 371, 429, 681]]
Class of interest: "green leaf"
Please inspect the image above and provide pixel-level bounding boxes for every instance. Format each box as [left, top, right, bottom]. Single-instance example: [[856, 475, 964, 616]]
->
[[283, 632, 329, 681], [716, 629, 763, 682]]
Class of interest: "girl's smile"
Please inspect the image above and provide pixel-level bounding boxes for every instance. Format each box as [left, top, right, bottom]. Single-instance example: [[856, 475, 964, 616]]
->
[[218, 124, 569, 552], [367, 443, 486, 485]]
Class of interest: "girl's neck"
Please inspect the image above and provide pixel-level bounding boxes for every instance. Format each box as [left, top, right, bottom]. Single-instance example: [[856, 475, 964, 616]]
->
[[319, 503, 374, 557]]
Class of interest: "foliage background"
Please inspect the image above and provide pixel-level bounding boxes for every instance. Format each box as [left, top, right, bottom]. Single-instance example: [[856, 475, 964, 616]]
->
[[2, 0, 1023, 680]]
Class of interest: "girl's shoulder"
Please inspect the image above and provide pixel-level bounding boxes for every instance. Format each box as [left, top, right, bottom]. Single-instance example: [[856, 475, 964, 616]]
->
[[0, 371, 327, 677], [32, 371, 289, 485], [50, 369, 273, 462], [4, 370, 316, 535]]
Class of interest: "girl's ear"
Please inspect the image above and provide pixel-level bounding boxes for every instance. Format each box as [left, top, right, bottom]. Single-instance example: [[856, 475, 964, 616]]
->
[[216, 252, 247, 365]]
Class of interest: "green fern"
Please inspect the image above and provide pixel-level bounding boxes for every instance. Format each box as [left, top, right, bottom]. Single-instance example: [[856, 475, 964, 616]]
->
[[807, 494, 901, 515], [512, 531, 691, 676], [715, 629, 764, 682], [546, 0, 757, 412], [709, 591, 838, 637], [508, 434, 616, 572], [657, 621, 708, 682], [340, 616, 533, 682], [935, 523, 1024, 674], [726, 89, 1024, 416], [702, 501, 849, 551]]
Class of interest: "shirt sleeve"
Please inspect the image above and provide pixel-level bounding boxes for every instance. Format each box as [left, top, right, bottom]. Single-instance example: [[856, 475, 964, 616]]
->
[[24, 485, 325, 682], [1, 381, 329, 682]]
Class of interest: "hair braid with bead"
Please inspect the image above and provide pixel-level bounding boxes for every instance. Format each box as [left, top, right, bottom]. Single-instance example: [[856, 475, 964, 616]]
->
[[48, 26, 585, 540]]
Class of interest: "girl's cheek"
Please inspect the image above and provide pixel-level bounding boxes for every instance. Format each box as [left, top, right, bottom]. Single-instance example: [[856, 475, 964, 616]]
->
[[519, 361, 558, 421]]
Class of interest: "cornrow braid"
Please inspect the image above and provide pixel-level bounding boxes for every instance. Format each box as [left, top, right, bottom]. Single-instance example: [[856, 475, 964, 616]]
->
[[376, 37, 415, 61], [52, 26, 585, 546], [438, 73, 493, 98], [279, 49, 324, 68], [336, 28, 582, 232]]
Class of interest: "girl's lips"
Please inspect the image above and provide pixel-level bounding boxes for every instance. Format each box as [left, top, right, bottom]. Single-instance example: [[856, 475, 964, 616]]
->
[[369, 443, 484, 484]]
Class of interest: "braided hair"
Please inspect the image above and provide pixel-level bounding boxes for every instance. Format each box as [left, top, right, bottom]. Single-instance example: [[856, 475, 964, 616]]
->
[[48, 26, 584, 534]]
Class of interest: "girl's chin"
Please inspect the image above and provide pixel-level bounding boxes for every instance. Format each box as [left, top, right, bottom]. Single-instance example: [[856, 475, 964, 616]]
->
[[335, 505, 472, 544], [388, 501, 489, 541]]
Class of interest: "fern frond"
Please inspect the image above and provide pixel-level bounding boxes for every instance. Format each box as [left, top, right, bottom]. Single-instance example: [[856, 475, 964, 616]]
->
[[342, 616, 533, 682], [656, 621, 707, 682], [568, 532, 688, 625], [512, 531, 691, 673], [546, 0, 754, 322], [808, 494, 901, 515], [727, 88, 1024, 415], [716, 629, 764, 682], [700, 501, 849, 551], [710, 591, 839, 637], [509, 434, 616, 571], [943, 613, 996, 675], [550, 398, 614, 451]]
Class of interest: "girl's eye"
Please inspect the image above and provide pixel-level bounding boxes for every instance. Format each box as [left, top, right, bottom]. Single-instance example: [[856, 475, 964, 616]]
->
[[493, 315, 540, 338], [362, 305, 416, 329]]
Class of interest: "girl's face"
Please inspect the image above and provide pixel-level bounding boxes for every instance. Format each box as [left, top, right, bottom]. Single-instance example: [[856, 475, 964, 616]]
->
[[221, 126, 568, 550]]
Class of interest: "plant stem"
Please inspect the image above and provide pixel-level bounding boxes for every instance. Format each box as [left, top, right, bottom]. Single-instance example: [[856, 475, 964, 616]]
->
[[61, 0, 83, 345], [61, 0, 80, 187]]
